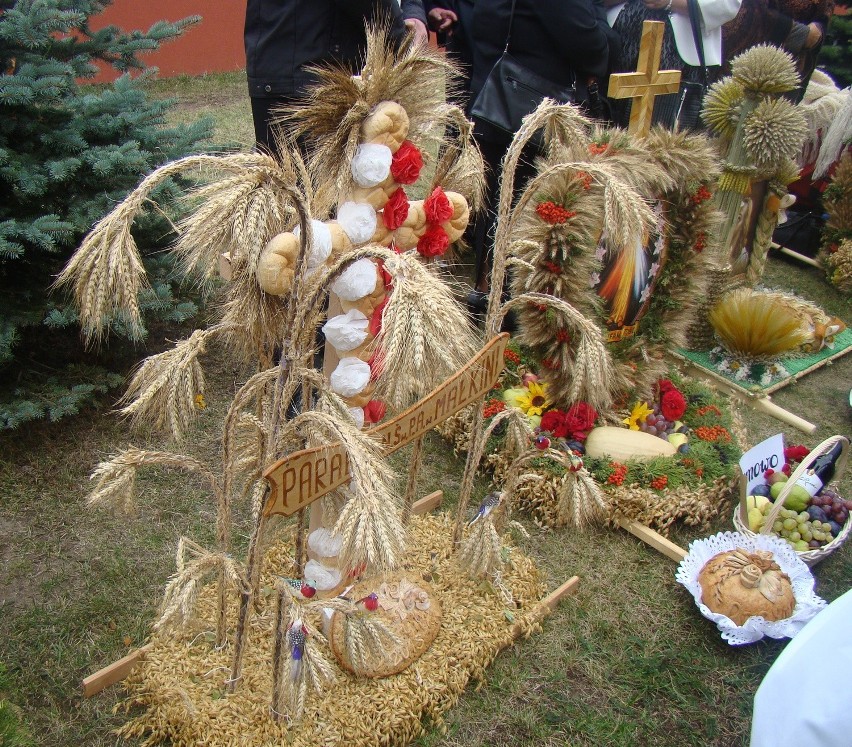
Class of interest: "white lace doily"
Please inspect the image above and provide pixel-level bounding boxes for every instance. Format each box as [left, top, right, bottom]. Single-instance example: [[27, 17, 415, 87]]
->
[[675, 531, 826, 645]]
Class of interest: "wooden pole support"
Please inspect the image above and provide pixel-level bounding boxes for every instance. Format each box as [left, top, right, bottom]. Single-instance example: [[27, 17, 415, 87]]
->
[[751, 396, 817, 434], [770, 241, 821, 269], [617, 517, 687, 562], [511, 575, 580, 639], [82, 643, 152, 698], [411, 490, 443, 515]]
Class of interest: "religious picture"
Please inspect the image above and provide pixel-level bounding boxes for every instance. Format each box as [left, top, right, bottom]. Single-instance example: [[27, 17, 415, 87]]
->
[[593, 201, 668, 342]]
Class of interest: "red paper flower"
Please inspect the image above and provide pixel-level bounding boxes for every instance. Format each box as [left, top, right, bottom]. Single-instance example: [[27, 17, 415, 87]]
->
[[423, 186, 453, 223], [390, 140, 423, 184], [535, 201, 576, 225], [382, 187, 409, 230], [416, 224, 450, 258], [540, 409, 568, 438], [660, 389, 686, 421], [363, 399, 387, 424], [369, 296, 388, 338], [563, 402, 597, 441], [367, 348, 385, 380], [657, 379, 676, 395]]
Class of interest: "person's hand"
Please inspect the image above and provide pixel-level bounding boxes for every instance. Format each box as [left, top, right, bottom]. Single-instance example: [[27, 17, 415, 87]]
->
[[642, 0, 685, 13], [405, 17, 429, 46], [804, 22, 823, 48], [427, 7, 458, 33]]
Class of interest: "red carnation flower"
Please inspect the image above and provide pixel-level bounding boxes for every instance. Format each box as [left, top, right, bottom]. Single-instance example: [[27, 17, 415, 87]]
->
[[363, 399, 387, 424], [657, 379, 676, 395], [660, 389, 687, 421], [390, 140, 423, 185], [563, 402, 597, 441], [423, 186, 453, 223], [416, 224, 450, 258], [382, 187, 409, 230], [784, 445, 809, 463], [540, 409, 568, 438]]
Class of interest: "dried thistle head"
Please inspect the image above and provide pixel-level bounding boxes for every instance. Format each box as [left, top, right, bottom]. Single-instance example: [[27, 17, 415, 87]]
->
[[743, 98, 808, 175], [701, 78, 744, 139], [731, 44, 800, 95]]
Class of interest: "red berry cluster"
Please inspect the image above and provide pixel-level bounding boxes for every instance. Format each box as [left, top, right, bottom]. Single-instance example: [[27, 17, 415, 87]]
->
[[690, 185, 712, 205], [541, 357, 560, 370], [588, 142, 608, 155], [504, 349, 520, 364], [542, 260, 562, 274], [694, 425, 732, 443], [696, 404, 721, 417], [482, 398, 506, 419], [556, 329, 571, 343], [607, 461, 628, 485], [535, 201, 577, 225], [693, 232, 707, 253], [576, 170, 593, 190], [650, 475, 668, 490]]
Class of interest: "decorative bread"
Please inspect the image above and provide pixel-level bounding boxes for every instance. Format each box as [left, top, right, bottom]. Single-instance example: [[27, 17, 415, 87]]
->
[[698, 548, 795, 625]]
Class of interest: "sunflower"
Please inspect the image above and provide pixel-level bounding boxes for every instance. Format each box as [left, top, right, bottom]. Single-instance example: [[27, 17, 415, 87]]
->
[[623, 401, 652, 430], [515, 381, 551, 417]]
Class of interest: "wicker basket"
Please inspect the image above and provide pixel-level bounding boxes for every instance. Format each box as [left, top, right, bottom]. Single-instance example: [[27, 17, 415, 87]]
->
[[733, 435, 851, 567]]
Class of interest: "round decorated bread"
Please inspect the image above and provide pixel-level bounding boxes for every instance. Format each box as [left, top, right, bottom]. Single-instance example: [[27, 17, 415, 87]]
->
[[697, 548, 795, 625]]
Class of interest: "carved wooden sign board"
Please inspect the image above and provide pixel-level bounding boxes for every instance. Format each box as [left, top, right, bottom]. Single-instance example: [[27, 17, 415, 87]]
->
[[262, 333, 510, 516]]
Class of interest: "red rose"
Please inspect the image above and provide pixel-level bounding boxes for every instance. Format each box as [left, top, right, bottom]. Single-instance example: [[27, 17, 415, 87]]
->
[[660, 389, 686, 421], [540, 409, 568, 438], [784, 445, 809, 463], [382, 187, 409, 230], [423, 186, 453, 223], [363, 399, 386, 424], [563, 402, 597, 441], [390, 140, 423, 185], [416, 224, 450, 258]]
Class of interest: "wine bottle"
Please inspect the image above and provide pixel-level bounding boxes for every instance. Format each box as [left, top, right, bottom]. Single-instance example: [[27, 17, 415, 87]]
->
[[796, 441, 843, 497]]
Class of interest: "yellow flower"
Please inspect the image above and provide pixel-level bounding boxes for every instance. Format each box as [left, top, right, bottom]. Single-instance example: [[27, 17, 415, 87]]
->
[[194, 393, 207, 410], [515, 380, 551, 417], [623, 401, 652, 430]]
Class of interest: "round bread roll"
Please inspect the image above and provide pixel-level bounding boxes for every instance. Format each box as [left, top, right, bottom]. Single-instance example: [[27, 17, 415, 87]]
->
[[698, 548, 796, 626]]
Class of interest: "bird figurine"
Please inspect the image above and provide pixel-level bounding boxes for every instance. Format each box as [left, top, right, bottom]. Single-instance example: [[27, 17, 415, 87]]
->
[[356, 592, 380, 612], [469, 491, 502, 525], [287, 620, 306, 680], [280, 578, 317, 598]]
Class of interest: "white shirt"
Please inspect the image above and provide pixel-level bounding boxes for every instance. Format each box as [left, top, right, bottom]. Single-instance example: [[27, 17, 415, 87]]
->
[[607, 0, 741, 67], [750, 587, 852, 747]]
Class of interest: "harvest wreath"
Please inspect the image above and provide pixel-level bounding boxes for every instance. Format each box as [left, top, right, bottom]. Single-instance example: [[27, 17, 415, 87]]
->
[[440, 345, 743, 534]]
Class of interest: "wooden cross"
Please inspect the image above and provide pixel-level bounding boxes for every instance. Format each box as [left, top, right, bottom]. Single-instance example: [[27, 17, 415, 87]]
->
[[607, 20, 681, 137]]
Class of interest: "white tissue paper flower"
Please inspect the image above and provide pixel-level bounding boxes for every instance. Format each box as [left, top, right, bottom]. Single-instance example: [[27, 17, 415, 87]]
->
[[322, 309, 370, 352], [292, 219, 332, 268], [330, 257, 378, 301], [330, 357, 371, 397], [348, 406, 365, 429], [304, 559, 342, 591], [336, 201, 377, 245], [307, 528, 344, 558], [350, 143, 392, 187]]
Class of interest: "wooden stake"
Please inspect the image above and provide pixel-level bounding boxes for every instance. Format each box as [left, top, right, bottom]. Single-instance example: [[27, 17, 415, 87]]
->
[[82, 644, 152, 698], [770, 241, 822, 268], [607, 21, 681, 137], [510, 576, 580, 639], [616, 516, 687, 562], [411, 490, 443, 515]]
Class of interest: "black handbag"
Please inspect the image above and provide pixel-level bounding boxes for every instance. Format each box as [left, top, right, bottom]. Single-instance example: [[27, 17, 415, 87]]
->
[[469, 0, 575, 137]]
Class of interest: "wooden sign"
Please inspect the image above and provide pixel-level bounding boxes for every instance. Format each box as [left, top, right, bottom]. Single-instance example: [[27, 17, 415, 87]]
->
[[262, 333, 510, 516], [607, 20, 681, 137]]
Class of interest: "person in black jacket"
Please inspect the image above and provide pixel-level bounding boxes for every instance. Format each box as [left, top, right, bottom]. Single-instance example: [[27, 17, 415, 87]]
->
[[245, 0, 428, 153], [466, 0, 612, 311]]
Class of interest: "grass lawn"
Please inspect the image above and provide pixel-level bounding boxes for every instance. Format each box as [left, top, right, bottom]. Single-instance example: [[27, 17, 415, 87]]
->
[[0, 70, 850, 747]]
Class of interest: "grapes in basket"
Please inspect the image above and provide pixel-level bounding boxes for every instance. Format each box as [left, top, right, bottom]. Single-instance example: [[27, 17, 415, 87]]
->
[[748, 473, 850, 552]]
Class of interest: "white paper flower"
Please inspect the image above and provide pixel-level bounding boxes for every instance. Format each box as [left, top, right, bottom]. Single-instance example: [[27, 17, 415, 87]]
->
[[336, 201, 377, 245], [308, 528, 344, 558], [348, 406, 365, 430], [322, 309, 370, 352], [350, 143, 393, 187], [330, 258, 378, 301], [292, 219, 332, 268], [304, 559, 343, 592], [329, 357, 371, 397]]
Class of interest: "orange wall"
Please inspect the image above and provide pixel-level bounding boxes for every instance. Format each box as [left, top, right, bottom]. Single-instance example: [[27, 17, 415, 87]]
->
[[89, 1, 245, 83]]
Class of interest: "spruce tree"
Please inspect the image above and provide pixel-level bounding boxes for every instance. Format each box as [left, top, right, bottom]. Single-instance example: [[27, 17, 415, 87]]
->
[[820, 11, 852, 87], [0, 0, 212, 428]]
